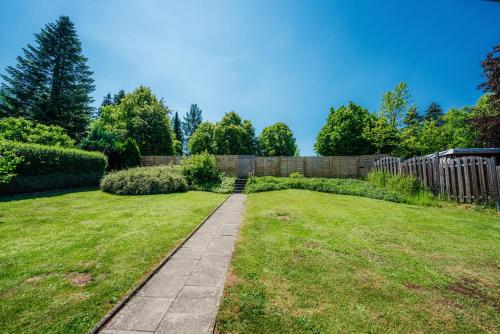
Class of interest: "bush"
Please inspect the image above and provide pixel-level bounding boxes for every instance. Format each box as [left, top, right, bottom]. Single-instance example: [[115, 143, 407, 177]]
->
[[0, 144, 23, 184], [181, 152, 221, 187], [367, 171, 424, 196], [289, 172, 304, 178], [80, 121, 141, 171], [0, 140, 107, 194], [245, 175, 438, 206], [117, 138, 141, 169], [367, 171, 436, 206], [100, 166, 188, 195], [0, 117, 75, 147]]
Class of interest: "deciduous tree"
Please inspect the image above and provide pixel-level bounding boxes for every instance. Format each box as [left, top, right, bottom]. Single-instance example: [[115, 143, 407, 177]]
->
[[380, 82, 412, 128], [315, 102, 374, 155], [258, 122, 298, 156]]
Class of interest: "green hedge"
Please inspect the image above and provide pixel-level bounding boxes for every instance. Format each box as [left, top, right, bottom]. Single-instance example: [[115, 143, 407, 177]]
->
[[100, 166, 188, 195], [0, 140, 107, 194]]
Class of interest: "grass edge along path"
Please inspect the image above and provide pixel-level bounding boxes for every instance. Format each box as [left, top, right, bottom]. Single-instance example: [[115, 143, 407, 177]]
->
[[0, 189, 227, 334], [217, 189, 500, 333]]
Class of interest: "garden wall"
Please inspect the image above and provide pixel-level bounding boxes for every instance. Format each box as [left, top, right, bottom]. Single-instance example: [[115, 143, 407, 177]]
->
[[140, 154, 387, 178]]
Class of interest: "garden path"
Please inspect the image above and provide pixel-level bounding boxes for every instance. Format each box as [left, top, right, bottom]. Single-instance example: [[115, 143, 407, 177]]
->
[[99, 193, 246, 334]]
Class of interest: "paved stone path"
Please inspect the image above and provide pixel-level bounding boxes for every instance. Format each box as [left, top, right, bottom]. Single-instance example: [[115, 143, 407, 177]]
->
[[100, 194, 245, 334]]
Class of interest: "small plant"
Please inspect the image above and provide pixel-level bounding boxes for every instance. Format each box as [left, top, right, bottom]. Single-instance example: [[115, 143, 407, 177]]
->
[[367, 170, 437, 205], [211, 176, 236, 194], [367, 171, 424, 196], [100, 166, 188, 195], [289, 172, 304, 178], [181, 152, 221, 187]]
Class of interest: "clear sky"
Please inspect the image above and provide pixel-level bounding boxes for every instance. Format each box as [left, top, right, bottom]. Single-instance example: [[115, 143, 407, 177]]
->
[[0, 0, 498, 155]]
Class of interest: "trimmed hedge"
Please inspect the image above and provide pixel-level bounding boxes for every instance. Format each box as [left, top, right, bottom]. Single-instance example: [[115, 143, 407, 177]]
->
[[0, 140, 107, 194], [100, 166, 188, 195]]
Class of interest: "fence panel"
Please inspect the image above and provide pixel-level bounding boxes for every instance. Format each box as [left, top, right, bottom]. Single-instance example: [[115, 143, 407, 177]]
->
[[142, 154, 385, 179], [374, 154, 499, 207]]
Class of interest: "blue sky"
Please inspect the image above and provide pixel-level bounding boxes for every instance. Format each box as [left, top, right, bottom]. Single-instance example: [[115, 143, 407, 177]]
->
[[0, 0, 498, 155]]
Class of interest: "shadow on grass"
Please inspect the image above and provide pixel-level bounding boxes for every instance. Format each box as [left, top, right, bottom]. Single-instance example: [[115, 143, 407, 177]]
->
[[0, 187, 99, 203]]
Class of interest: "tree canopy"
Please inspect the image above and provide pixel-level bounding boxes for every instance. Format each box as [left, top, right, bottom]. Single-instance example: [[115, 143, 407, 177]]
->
[[182, 104, 203, 144], [0, 117, 75, 148], [315, 102, 374, 155], [187, 122, 215, 154], [380, 82, 412, 128], [0, 16, 94, 140], [188, 111, 256, 155], [258, 122, 298, 156], [86, 86, 175, 156]]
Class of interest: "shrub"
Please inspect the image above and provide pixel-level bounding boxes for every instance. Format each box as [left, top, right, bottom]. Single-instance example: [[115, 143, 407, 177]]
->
[[0, 117, 75, 147], [367, 171, 436, 205], [181, 152, 221, 187], [80, 121, 141, 171], [0, 144, 23, 184], [289, 172, 304, 178], [206, 176, 235, 194], [100, 166, 188, 195], [367, 171, 424, 196], [117, 138, 141, 169], [0, 140, 107, 194]]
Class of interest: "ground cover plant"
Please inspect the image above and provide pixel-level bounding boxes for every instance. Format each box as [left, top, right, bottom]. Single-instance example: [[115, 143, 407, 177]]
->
[[217, 190, 500, 333], [244, 174, 437, 206], [0, 189, 227, 333]]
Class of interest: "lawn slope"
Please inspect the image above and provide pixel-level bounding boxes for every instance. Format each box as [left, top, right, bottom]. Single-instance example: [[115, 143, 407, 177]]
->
[[217, 189, 500, 333], [0, 189, 226, 334]]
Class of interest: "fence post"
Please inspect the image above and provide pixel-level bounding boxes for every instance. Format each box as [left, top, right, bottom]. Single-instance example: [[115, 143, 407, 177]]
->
[[433, 152, 440, 193], [490, 157, 500, 211]]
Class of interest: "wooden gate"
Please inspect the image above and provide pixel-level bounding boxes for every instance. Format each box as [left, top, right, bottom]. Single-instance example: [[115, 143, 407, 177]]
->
[[237, 155, 255, 178]]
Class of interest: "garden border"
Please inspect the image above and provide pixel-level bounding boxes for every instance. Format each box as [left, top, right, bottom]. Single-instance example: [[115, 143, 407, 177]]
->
[[88, 194, 231, 334]]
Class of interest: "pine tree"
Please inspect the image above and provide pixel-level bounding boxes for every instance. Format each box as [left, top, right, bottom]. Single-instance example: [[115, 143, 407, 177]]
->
[[404, 106, 421, 127], [0, 16, 94, 139], [173, 111, 183, 144], [182, 104, 203, 142], [424, 102, 444, 125], [113, 89, 125, 105], [101, 93, 113, 107]]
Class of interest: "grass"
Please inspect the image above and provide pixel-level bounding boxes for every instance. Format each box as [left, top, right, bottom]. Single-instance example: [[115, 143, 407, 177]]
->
[[0, 188, 227, 334], [245, 176, 438, 206], [217, 190, 500, 333]]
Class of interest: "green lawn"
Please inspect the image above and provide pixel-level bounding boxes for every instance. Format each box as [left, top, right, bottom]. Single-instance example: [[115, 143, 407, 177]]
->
[[217, 190, 500, 333], [0, 189, 226, 334]]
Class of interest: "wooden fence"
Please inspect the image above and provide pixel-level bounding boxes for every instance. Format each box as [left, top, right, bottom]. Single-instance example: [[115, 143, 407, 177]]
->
[[141, 154, 387, 179], [373, 155, 500, 208]]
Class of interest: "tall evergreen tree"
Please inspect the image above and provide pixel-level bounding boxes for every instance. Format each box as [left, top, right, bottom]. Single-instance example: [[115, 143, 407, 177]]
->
[[403, 106, 421, 127], [173, 111, 183, 144], [424, 102, 444, 125], [101, 93, 113, 107], [113, 89, 126, 105], [182, 104, 203, 142], [0, 16, 94, 140]]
